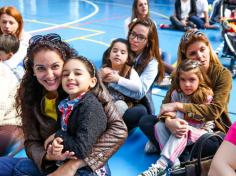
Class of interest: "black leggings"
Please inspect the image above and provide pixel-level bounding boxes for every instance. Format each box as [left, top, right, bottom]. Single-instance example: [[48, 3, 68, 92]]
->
[[139, 114, 160, 150], [123, 104, 148, 131]]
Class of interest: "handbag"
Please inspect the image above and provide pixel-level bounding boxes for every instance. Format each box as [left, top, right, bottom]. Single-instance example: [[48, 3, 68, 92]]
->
[[170, 132, 224, 176]]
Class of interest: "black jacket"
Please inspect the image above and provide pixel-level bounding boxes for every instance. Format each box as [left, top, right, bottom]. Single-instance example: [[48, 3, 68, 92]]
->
[[55, 92, 107, 159]]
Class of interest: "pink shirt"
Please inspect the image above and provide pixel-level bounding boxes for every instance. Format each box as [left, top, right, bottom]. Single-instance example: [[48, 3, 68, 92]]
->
[[225, 121, 236, 145]]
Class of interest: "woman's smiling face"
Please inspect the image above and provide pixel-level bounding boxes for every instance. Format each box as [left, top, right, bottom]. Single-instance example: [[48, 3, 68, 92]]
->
[[33, 49, 64, 93]]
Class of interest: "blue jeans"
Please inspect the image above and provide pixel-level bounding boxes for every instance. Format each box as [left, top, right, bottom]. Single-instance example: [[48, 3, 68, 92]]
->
[[0, 156, 111, 176], [0, 157, 23, 176], [13, 159, 111, 176], [189, 16, 205, 29], [13, 158, 45, 176]]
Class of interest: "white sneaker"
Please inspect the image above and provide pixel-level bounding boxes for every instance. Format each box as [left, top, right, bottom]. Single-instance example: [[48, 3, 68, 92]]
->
[[144, 141, 158, 154], [138, 163, 166, 176]]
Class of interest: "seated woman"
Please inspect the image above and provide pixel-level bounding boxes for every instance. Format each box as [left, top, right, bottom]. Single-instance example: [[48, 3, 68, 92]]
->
[[170, 0, 197, 31], [124, 0, 174, 75], [0, 33, 127, 176], [108, 18, 165, 131], [0, 6, 31, 75], [209, 121, 236, 176], [188, 0, 219, 29], [139, 29, 232, 155]]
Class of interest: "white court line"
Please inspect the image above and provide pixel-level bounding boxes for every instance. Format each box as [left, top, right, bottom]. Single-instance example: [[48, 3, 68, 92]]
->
[[28, 0, 99, 34]]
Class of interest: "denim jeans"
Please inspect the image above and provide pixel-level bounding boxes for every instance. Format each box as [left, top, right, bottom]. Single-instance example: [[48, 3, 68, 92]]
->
[[0, 156, 23, 176], [13, 158, 111, 176], [13, 158, 45, 176], [189, 16, 205, 29]]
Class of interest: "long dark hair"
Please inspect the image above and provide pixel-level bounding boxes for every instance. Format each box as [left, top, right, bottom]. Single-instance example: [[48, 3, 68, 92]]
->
[[16, 33, 77, 122], [102, 38, 134, 78], [66, 56, 120, 124]]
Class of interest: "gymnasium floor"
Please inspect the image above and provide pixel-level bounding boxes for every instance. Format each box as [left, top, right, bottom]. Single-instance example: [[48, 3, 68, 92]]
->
[[1, 0, 235, 175]]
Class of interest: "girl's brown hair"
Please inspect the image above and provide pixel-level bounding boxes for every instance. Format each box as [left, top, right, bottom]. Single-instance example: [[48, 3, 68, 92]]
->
[[172, 60, 213, 104]]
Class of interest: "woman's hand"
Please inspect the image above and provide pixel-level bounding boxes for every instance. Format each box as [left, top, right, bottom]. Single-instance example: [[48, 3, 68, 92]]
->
[[159, 102, 184, 116], [47, 159, 86, 176], [181, 19, 187, 26], [165, 118, 188, 138], [161, 111, 176, 118], [44, 133, 55, 149]]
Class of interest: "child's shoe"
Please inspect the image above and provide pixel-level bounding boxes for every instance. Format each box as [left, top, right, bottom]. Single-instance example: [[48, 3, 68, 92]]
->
[[144, 140, 159, 154], [160, 24, 170, 29], [138, 163, 166, 176]]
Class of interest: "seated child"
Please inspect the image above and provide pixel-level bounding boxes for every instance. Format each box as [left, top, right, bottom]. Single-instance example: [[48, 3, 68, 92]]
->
[[139, 60, 215, 176], [45, 56, 109, 176], [100, 38, 142, 116], [0, 34, 23, 156]]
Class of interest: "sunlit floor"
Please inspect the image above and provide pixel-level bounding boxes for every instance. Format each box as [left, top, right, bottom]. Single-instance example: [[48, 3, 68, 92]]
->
[[1, 0, 235, 175]]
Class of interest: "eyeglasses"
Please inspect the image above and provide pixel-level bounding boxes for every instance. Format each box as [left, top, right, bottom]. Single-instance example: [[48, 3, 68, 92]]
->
[[29, 33, 61, 45], [129, 31, 147, 42], [182, 30, 204, 43]]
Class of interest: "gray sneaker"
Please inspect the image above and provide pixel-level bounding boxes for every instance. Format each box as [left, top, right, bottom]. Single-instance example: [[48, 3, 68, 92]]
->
[[144, 141, 158, 154]]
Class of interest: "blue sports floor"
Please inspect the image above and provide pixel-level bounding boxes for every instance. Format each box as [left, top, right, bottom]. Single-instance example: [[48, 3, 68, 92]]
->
[[1, 0, 235, 175]]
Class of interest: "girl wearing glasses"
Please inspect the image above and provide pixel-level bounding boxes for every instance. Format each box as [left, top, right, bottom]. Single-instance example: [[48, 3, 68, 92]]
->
[[140, 59, 214, 176], [0, 33, 127, 176], [100, 38, 142, 116], [140, 29, 232, 165], [0, 6, 31, 73]]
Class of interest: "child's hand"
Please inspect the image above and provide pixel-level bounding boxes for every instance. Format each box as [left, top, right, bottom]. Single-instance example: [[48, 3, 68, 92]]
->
[[102, 69, 120, 83], [46, 144, 76, 161], [44, 133, 55, 150], [165, 118, 188, 138], [51, 137, 64, 155], [99, 67, 113, 79]]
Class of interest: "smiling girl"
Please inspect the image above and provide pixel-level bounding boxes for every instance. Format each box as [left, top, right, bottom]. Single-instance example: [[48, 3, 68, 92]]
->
[[46, 56, 109, 175]]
